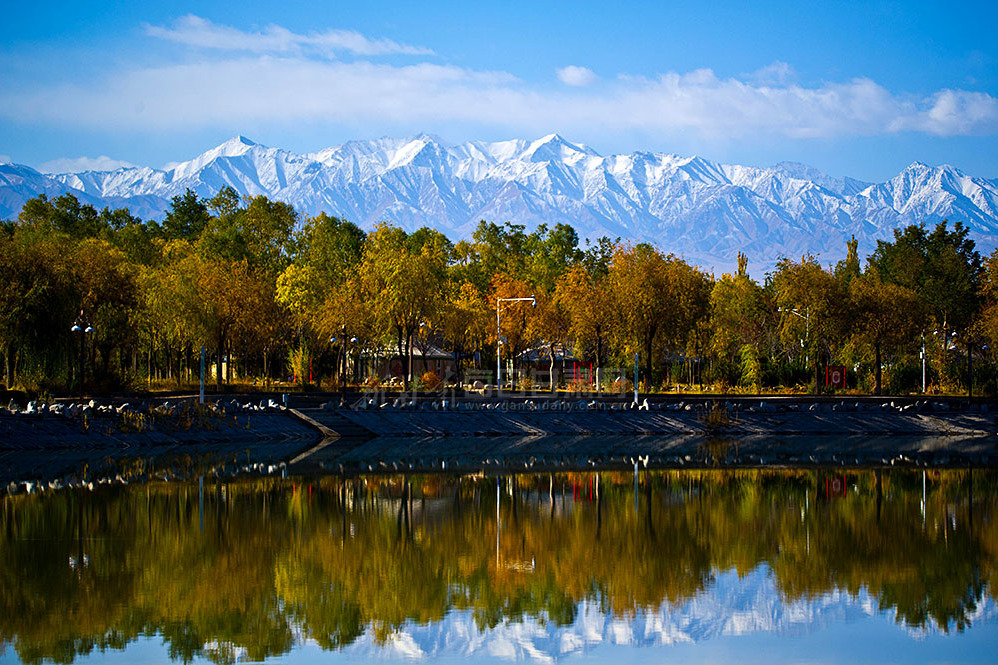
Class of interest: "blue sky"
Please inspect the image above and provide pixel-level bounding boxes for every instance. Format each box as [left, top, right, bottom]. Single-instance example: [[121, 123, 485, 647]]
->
[[1, 0, 997, 180]]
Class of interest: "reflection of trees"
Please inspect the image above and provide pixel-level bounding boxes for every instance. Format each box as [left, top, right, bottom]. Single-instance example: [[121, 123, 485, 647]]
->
[[772, 474, 986, 633], [0, 470, 995, 662]]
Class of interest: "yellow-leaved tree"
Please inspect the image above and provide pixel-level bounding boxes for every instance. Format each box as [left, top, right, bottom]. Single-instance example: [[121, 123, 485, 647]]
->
[[359, 225, 451, 389]]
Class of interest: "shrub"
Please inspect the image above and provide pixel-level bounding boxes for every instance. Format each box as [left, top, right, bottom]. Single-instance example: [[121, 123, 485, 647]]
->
[[420, 370, 442, 392], [610, 378, 633, 394]]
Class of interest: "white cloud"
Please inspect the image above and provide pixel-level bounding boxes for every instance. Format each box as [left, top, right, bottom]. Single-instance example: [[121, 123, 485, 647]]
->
[[749, 61, 796, 86], [557, 65, 597, 87], [38, 156, 137, 173], [3, 18, 997, 143], [144, 15, 433, 58], [893, 89, 998, 136]]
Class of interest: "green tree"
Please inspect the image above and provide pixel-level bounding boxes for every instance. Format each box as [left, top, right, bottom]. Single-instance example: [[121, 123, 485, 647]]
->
[[869, 221, 982, 345], [849, 272, 924, 394], [162, 189, 210, 240]]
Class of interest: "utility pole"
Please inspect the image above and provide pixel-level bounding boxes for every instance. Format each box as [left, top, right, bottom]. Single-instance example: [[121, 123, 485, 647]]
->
[[633, 352, 639, 405], [199, 345, 205, 404], [921, 338, 926, 393]]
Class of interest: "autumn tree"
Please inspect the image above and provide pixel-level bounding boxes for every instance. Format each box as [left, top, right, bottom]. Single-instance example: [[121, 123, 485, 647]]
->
[[360, 225, 451, 389], [555, 265, 615, 390], [710, 253, 770, 386], [439, 281, 491, 383], [491, 274, 537, 389], [527, 290, 570, 390], [0, 232, 76, 387], [607, 245, 709, 385], [769, 255, 848, 392], [73, 238, 141, 386]]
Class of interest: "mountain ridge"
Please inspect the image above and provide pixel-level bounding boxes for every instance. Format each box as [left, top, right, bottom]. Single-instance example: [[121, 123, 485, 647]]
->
[[4, 134, 998, 270]]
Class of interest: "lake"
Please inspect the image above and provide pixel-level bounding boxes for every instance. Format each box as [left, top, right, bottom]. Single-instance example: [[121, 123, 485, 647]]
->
[[0, 467, 994, 664]]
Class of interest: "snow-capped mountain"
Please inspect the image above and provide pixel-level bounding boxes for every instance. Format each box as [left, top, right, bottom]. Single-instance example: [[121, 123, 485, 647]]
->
[[4, 134, 998, 269]]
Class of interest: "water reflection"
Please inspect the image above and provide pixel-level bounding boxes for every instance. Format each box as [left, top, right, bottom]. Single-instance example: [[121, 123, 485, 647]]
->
[[0, 469, 995, 663]]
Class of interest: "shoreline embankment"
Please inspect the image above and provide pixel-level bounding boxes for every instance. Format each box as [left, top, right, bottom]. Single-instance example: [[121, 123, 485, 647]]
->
[[2, 394, 997, 489]]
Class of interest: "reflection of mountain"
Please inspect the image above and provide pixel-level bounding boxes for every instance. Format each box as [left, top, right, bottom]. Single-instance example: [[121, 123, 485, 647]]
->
[[0, 470, 995, 663], [337, 568, 997, 662]]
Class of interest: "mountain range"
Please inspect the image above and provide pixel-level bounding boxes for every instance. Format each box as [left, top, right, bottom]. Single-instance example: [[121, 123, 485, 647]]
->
[[3, 134, 998, 270]]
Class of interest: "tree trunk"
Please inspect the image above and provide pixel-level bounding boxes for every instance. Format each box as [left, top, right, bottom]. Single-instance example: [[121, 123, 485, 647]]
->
[[874, 341, 882, 395], [3, 343, 11, 388], [596, 334, 604, 394], [644, 340, 653, 389], [406, 332, 414, 391], [216, 330, 224, 389], [549, 342, 556, 392], [396, 328, 407, 391], [968, 343, 973, 398]]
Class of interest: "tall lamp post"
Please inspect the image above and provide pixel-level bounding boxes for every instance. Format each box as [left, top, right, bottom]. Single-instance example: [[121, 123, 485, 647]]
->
[[71, 317, 94, 397], [779, 306, 812, 388], [331, 326, 351, 395], [329, 335, 340, 393], [496, 296, 535, 391], [349, 337, 358, 386]]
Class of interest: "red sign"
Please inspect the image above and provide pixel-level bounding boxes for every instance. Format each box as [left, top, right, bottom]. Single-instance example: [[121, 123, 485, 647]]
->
[[825, 365, 845, 388]]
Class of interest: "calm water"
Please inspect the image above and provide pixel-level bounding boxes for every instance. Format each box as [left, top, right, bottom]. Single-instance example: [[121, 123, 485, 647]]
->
[[0, 468, 995, 664]]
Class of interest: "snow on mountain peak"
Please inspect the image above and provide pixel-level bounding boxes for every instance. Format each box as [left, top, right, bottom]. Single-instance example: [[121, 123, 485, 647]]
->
[[5, 133, 998, 271], [521, 133, 591, 163], [223, 135, 257, 151]]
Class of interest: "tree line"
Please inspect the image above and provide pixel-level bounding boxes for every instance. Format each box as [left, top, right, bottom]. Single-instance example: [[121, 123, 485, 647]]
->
[[1, 187, 996, 395]]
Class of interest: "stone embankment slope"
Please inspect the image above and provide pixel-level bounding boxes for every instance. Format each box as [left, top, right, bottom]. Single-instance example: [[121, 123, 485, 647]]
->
[[289, 398, 998, 472], [2, 396, 997, 489], [0, 399, 319, 487], [306, 398, 997, 438]]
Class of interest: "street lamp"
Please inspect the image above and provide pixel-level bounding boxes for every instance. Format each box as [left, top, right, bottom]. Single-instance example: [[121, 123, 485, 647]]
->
[[71, 316, 94, 397], [780, 306, 817, 391], [496, 296, 535, 391], [779, 306, 811, 365], [330, 336, 339, 392]]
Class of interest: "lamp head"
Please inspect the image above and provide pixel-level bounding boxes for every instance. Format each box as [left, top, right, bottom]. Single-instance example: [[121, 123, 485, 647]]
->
[[71, 324, 81, 333], [84, 326, 94, 334]]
